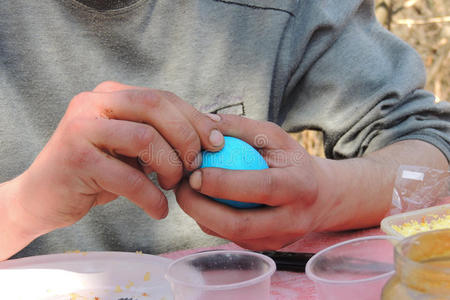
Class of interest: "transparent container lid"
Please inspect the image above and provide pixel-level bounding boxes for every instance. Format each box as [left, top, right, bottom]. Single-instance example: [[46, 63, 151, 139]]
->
[[381, 204, 450, 238]]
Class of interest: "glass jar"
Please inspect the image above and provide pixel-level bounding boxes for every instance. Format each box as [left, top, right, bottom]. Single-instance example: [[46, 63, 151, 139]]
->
[[382, 229, 450, 299]]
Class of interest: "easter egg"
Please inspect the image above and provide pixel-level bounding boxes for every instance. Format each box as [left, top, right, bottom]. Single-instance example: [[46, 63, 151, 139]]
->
[[200, 136, 268, 208]]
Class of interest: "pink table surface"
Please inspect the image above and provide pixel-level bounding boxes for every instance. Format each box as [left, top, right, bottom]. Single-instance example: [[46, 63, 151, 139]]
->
[[161, 227, 384, 300]]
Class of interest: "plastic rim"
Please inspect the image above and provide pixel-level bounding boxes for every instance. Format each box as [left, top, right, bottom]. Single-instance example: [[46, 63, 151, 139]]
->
[[305, 235, 401, 285], [165, 250, 276, 291]]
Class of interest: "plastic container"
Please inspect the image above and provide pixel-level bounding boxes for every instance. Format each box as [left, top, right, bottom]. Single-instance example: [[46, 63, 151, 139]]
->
[[165, 250, 276, 300], [381, 204, 450, 238], [382, 229, 450, 299], [305, 236, 400, 300]]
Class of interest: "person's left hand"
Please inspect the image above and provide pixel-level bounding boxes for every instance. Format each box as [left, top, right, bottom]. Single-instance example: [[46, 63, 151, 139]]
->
[[175, 114, 336, 250]]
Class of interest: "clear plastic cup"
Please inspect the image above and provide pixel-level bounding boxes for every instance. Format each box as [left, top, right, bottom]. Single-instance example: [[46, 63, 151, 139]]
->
[[165, 250, 276, 300], [305, 235, 400, 300]]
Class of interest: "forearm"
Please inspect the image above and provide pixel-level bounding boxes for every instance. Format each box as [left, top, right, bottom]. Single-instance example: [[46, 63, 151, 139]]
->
[[314, 140, 448, 232], [0, 176, 45, 261]]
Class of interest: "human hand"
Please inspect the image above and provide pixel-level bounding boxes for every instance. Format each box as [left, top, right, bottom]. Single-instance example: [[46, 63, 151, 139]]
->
[[11, 81, 224, 237], [176, 114, 337, 250]]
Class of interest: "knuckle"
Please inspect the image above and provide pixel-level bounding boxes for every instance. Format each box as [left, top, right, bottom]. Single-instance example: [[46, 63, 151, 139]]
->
[[126, 171, 147, 196], [138, 89, 163, 110], [167, 121, 199, 162], [264, 120, 281, 132], [261, 120, 285, 138], [182, 129, 200, 153], [160, 90, 179, 103], [152, 192, 168, 219], [70, 91, 92, 109], [134, 125, 155, 149], [94, 81, 120, 92]]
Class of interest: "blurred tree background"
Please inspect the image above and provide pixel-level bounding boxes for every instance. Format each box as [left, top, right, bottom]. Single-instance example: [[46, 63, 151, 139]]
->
[[294, 0, 449, 157]]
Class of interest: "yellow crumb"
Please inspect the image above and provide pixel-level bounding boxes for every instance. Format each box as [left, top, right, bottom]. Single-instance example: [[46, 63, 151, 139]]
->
[[114, 285, 123, 293], [392, 213, 450, 237], [144, 271, 151, 281], [65, 250, 81, 254], [125, 281, 134, 289]]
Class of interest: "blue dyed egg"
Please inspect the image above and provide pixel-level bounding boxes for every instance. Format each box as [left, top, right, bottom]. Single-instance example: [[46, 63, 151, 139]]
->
[[200, 136, 268, 208]]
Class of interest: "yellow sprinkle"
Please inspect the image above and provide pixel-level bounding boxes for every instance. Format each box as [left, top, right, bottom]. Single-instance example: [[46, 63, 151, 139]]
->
[[125, 281, 134, 289], [114, 285, 123, 293], [392, 213, 450, 237], [136, 250, 143, 255], [144, 271, 151, 281], [65, 249, 82, 254]]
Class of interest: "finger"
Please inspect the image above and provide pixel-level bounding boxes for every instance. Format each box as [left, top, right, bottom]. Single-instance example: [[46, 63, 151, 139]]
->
[[175, 179, 289, 240], [92, 81, 142, 93], [91, 89, 223, 170], [189, 167, 316, 206], [94, 81, 225, 153], [161, 92, 226, 152], [87, 148, 169, 220], [212, 114, 298, 150], [84, 118, 182, 189]]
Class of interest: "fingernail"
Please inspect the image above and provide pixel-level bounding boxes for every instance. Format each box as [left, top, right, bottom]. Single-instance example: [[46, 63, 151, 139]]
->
[[189, 170, 202, 190], [209, 129, 224, 147], [206, 113, 221, 122]]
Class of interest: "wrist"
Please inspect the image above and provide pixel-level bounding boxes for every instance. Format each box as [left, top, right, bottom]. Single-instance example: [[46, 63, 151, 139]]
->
[[2, 175, 49, 244], [312, 155, 393, 232], [309, 155, 347, 231]]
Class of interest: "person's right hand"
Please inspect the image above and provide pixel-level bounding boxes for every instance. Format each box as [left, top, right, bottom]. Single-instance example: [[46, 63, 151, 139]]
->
[[9, 81, 224, 238]]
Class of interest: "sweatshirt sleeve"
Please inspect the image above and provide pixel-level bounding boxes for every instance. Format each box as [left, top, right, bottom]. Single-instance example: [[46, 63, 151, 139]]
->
[[278, 0, 450, 161]]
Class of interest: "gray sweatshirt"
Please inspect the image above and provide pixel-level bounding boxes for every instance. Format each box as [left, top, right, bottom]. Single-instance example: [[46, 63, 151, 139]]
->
[[1, 0, 449, 258]]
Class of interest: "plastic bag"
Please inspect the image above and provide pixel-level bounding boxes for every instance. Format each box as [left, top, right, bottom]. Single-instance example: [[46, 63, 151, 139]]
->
[[389, 165, 449, 215]]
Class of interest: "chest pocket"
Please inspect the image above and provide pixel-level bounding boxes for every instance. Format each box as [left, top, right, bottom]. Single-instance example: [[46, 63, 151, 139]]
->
[[213, 0, 298, 15], [199, 92, 246, 116]]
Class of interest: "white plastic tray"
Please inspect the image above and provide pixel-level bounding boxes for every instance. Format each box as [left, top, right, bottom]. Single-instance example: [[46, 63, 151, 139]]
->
[[0, 251, 174, 300], [381, 204, 450, 238]]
